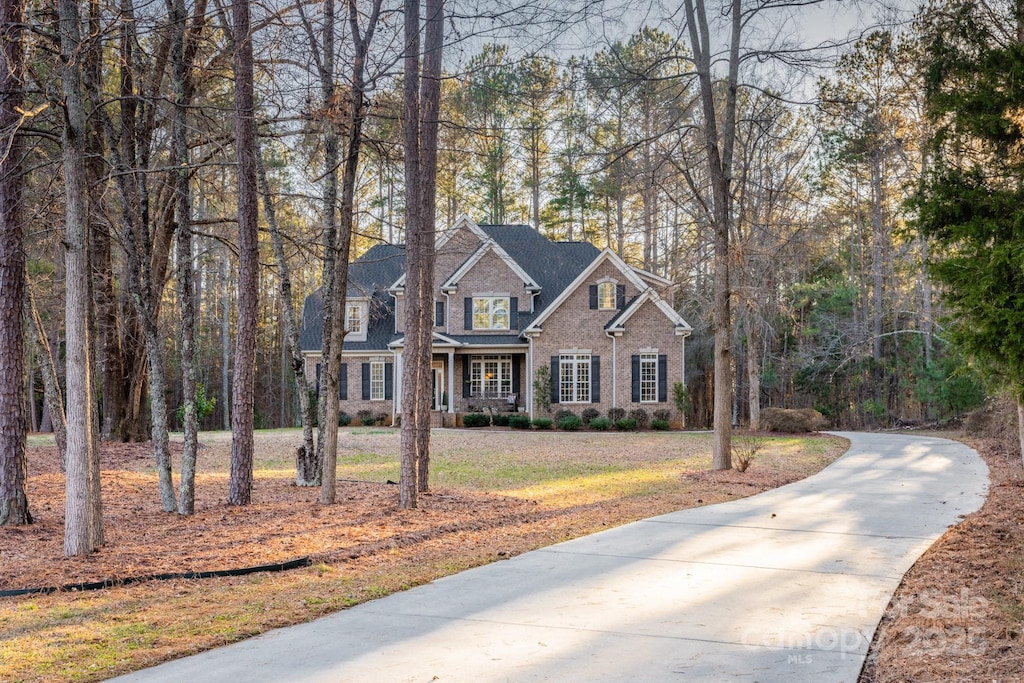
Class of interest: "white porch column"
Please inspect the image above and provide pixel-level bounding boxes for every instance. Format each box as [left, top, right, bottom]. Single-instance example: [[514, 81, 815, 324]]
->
[[447, 349, 455, 413], [393, 350, 402, 424]]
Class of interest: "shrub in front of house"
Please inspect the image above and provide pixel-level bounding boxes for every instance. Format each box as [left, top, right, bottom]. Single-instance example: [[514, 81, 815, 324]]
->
[[553, 408, 577, 423], [462, 413, 490, 428], [532, 417, 553, 430], [580, 407, 600, 425], [558, 415, 582, 431], [338, 412, 352, 427], [509, 414, 531, 429], [651, 418, 670, 430], [608, 407, 626, 422], [615, 418, 637, 431], [761, 407, 828, 433], [628, 408, 649, 429], [589, 417, 611, 430], [491, 413, 510, 427], [357, 409, 376, 426], [653, 408, 672, 422]]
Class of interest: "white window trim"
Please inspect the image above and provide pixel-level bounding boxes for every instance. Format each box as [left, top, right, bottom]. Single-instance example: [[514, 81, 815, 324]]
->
[[596, 279, 617, 310], [470, 354, 513, 398], [370, 361, 385, 401], [472, 295, 511, 330], [639, 352, 658, 403], [559, 352, 591, 404], [346, 301, 368, 341]]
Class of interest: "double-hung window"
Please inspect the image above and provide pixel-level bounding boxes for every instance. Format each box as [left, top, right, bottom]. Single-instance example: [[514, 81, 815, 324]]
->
[[559, 353, 591, 404], [346, 304, 363, 334], [639, 353, 658, 403], [472, 296, 510, 330], [471, 355, 512, 397], [369, 361, 385, 401]]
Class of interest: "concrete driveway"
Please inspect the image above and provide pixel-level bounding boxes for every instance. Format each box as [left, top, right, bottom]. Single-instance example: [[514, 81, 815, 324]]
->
[[107, 431, 988, 683]]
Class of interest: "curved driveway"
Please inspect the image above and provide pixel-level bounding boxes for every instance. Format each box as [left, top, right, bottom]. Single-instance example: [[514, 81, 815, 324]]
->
[[108, 432, 988, 683]]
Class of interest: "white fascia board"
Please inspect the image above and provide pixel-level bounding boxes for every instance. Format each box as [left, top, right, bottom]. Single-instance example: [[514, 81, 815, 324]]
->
[[442, 240, 539, 291], [435, 214, 487, 251], [522, 249, 649, 334], [606, 290, 693, 333]]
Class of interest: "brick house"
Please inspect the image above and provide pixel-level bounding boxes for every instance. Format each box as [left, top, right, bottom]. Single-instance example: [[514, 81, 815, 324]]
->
[[299, 215, 692, 424]]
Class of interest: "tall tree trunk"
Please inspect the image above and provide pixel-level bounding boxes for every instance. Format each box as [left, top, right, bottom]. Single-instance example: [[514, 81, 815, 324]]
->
[[257, 155, 317, 485], [684, 0, 739, 470], [171, 0, 198, 514], [58, 0, 102, 553], [321, 0, 384, 504], [415, 0, 442, 493], [400, 0, 423, 509], [870, 149, 884, 362], [0, 0, 30, 525], [747, 310, 761, 431], [229, 0, 258, 506], [26, 292, 67, 466], [221, 251, 231, 430]]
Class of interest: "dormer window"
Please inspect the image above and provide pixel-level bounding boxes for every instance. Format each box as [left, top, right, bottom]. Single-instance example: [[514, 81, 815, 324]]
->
[[345, 301, 368, 341]]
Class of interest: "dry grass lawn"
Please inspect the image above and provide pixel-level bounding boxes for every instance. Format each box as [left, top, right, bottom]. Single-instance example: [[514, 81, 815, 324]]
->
[[0, 427, 844, 682]]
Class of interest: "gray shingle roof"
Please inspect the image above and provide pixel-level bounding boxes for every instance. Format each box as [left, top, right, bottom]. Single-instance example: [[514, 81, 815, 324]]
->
[[299, 228, 599, 353]]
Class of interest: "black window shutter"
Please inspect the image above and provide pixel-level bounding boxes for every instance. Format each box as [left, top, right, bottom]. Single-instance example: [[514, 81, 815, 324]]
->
[[361, 363, 370, 400], [384, 363, 394, 399], [464, 297, 473, 329], [589, 285, 598, 309], [631, 355, 641, 402], [436, 301, 444, 327], [591, 356, 600, 403], [462, 355, 471, 397], [339, 363, 348, 400], [658, 355, 668, 402], [616, 285, 626, 309], [512, 355, 521, 394], [509, 296, 518, 329], [550, 356, 560, 404]]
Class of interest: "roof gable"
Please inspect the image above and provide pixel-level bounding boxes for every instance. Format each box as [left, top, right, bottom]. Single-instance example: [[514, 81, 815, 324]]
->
[[606, 290, 692, 334], [523, 249, 648, 332], [441, 240, 540, 291]]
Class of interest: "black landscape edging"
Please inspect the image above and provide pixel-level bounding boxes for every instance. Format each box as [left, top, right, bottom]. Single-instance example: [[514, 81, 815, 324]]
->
[[0, 556, 313, 598]]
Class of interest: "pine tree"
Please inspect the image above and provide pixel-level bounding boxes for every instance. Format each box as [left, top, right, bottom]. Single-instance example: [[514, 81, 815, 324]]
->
[[914, 0, 1024, 457]]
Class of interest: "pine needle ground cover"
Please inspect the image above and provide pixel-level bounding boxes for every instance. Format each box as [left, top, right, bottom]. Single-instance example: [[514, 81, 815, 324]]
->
[[0, 429, 844, 682]]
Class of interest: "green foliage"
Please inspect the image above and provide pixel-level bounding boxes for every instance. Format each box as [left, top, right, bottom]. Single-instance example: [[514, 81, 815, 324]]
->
[[589, 417, 611, 430], [509, 415, 531, 430], [462, 413, 491, 428], [672, 382, 689, 416], [652, 408, 671, 422], [177, 383, 216, 427], [628, 408, 649, 429], [553, 408, 576, 422], [608, 407, 626, 422], [531, 417, 553, 430], [914, 3, 1024, 402], [338, 412, 352, 427], [580, 407, 600, 425], [914, 353, 986, 418], [614, 418, 637, 431], [533, 365, 552, 414], [651, 419, 670, 431], [491, 413, 510, 427], [356, 409, 376, 426], [557, 415, 582, 431]]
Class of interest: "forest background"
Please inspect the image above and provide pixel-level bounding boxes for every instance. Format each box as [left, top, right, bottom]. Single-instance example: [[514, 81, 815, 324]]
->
[[3, 0, 988, 454]]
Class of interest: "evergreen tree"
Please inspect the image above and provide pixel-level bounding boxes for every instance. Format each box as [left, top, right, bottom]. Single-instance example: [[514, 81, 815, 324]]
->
[[914, 0, 1024, 456]]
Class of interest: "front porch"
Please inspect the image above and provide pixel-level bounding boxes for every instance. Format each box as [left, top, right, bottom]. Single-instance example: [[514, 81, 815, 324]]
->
[[418, 350, 527, 423]]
